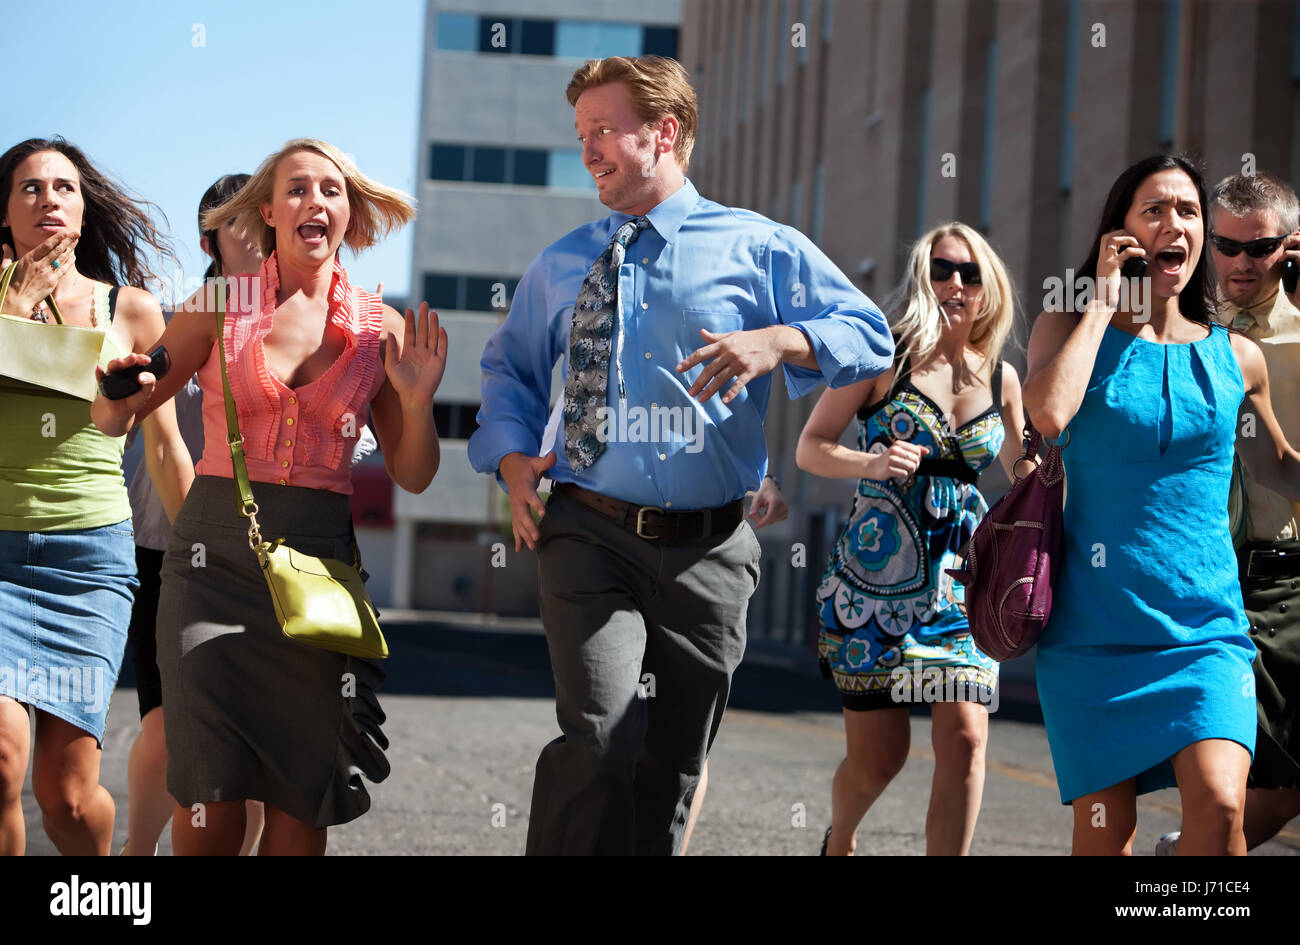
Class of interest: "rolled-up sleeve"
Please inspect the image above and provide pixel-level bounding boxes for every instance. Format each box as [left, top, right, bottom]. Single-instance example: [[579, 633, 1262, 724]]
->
[[765, 227, 894, 398], [467, 256, 560, 482]]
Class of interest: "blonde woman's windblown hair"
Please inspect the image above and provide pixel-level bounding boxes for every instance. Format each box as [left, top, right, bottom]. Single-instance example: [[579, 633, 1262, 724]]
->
[[200, 138, 416, 260], [886, 222, 1017, 371]]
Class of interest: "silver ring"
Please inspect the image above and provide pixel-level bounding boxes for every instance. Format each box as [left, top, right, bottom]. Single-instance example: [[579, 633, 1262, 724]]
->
[[50, 259, 60, 270]]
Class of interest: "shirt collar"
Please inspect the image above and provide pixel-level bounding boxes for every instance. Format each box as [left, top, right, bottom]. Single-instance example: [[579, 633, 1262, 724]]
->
[[1226, 286, 1286, 331], [604, 178, 698, 245]]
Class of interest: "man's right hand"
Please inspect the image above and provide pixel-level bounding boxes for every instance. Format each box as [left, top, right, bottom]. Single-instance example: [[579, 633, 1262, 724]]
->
[[500, 450, 558, 551], [0, 234, 77, 316]]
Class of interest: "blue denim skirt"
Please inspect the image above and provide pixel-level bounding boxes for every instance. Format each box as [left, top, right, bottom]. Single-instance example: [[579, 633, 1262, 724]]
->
[[0, 520, 138, 744]]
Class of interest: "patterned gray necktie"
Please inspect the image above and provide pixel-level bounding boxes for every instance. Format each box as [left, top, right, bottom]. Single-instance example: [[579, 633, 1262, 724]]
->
[[563, 217, 650, 470]]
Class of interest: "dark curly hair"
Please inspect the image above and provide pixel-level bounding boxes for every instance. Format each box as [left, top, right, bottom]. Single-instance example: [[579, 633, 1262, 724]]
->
[[0, 136, 177, 289]]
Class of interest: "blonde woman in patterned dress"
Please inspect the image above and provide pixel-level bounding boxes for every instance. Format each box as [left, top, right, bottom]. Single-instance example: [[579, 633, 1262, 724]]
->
[[797, 223, 1024, 855]]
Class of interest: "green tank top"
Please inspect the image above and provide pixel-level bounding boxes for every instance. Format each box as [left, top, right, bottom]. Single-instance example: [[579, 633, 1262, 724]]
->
[[0, 282, 132, 531]]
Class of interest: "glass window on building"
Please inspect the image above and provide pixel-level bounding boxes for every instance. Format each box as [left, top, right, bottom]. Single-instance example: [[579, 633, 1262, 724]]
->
[[811, 164, 825, 245], [1060, 0, 1081, 192], [520, 18, 556, 56], [556, 21, 642, 60], [776, 0, 789, 84], [1158, 0, 1180, 148], [478, 16, 510, 53], [642, 26, 679, 58], [434, 404, 482, 440], [435, 12, 477, 51], [799, 0, 812, 65], [915, 88, 931, 236], [429, 144, 467, 181], [548, 149, 595, 190], [424, 274, 461, 310], [979, 39, 997, 231], [470, 147, 507, 183], [464, 276, 518, 312], [1293, 0, 1300, 80], [513, 148, 549, 186]]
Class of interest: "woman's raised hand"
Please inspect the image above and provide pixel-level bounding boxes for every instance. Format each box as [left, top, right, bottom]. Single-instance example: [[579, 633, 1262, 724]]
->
[[1095, 229, 1146, 312], [0, 233, 77, 317], [384, 302, 448, 407]]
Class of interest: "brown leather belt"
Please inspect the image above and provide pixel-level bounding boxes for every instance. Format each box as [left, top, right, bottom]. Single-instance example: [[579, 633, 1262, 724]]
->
[[554, 483, 744, 542]]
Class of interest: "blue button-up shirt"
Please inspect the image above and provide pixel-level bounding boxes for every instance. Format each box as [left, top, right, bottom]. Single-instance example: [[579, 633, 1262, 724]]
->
[[468, 179, 893, 508]]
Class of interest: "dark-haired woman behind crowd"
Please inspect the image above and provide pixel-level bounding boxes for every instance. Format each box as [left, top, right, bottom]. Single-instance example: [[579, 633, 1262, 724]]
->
[[121, 173, 266, 855], [0, 137, 191, 855], [1024, 154, 1300, 854]]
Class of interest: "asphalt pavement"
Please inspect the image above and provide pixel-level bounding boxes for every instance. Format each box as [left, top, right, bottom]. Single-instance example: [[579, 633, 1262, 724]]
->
[[18, 614, 1300, 856]]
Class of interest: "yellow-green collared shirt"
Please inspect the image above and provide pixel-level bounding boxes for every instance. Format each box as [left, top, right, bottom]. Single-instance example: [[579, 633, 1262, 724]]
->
[[1222, 287, 1300, 542]]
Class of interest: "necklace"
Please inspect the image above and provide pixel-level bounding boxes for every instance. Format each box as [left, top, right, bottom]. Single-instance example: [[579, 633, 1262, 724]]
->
[[29, 275, 95, 327]]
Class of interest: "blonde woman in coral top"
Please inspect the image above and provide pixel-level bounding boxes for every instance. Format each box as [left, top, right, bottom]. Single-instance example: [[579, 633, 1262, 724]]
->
[[91, 139, 447, 855]]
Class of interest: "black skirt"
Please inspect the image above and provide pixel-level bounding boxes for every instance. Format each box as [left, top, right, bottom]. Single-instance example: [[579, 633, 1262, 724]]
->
[[156, 476, 389, 828]]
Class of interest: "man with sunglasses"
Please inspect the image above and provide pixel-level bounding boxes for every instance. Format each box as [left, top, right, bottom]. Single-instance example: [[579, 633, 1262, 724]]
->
[[1158, 171, 1300, 854]]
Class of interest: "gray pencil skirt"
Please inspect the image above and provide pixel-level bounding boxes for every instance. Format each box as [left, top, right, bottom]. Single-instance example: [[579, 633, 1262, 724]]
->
[[155, 475, 389, 829]]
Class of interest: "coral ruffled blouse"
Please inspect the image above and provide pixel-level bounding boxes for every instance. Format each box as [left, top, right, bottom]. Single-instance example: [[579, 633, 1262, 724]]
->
[[195, 253, 385, 494]]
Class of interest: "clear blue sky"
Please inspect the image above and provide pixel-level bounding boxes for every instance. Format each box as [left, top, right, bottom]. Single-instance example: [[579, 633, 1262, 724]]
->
[[4, 0, 424, 303]]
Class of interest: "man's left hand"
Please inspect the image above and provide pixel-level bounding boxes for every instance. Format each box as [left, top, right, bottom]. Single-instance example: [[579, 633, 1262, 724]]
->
[[747, 476, 789, 528], [677, 325, 809, 404]]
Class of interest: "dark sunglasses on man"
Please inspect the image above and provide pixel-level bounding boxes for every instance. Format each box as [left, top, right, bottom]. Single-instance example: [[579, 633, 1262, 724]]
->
[[1209, 233, 1289, 258], [930, 258, 981, 285]]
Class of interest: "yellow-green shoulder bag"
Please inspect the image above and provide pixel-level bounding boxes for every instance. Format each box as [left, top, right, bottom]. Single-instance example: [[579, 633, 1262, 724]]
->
[[216, 285, 388, 659], [0, 261, 105, 400]]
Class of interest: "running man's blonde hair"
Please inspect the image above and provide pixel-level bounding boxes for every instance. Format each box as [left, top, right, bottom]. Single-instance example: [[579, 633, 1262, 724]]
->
[[887, 222, 1017, 370], [201, 138, 416, 260], [566, 56, 698, 170]]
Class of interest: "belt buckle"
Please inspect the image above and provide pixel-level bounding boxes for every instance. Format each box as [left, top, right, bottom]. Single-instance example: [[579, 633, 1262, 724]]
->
[[1247, 548, 1285, 578], [636, 505, 666, 540], [1247, 550, 1264, 578]]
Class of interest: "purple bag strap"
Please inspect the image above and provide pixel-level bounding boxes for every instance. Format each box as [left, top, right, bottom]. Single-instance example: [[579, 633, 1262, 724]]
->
[[1014, 423, 1066, 484]]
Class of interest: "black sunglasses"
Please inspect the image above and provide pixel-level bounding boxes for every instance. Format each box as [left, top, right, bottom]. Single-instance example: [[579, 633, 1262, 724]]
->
[[1209, 234, 1287, 258], [930, 258, 981, 284]]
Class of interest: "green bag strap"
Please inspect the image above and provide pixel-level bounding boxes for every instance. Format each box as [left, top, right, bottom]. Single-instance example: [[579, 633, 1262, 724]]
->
[[0, 261, 66, 324], [214, 282, 272, 569], [216, 282, 364, 571], [215, 284, 258, 518]]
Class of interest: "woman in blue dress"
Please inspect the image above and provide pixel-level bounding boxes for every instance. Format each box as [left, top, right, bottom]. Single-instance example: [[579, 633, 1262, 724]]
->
[[798, 223, 1025, 855], [1024, 154, 1300, 855]]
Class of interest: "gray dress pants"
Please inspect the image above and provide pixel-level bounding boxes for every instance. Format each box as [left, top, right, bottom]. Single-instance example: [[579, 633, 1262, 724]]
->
[[526, 488, 760, 855]]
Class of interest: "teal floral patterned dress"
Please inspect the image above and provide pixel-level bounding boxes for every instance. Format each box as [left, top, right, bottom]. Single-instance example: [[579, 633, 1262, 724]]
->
[[816, 364, 1004, 710]]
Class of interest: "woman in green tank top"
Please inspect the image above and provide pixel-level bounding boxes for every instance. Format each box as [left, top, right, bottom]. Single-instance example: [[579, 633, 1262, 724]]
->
[[0, 137, 193, 856]]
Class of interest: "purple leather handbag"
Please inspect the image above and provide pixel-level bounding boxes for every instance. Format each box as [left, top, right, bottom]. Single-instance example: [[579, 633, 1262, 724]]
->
[[945, 426, 1066, 662]]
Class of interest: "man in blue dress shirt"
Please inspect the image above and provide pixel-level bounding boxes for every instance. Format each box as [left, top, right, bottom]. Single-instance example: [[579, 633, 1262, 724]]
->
[[468, 55, 893, 855]]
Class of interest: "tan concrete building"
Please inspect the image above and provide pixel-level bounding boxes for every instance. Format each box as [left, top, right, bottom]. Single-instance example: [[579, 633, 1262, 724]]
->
[[678, 0, 1298, 645]]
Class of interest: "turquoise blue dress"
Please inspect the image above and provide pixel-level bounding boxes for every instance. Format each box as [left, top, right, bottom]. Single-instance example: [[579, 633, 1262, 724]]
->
[[1037, 322, 1257, 803]]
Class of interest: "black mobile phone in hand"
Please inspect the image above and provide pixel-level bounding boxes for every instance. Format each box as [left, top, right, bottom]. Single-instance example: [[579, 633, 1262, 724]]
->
[[1121, 255, 1147, 279], [1283, 257, 1298, 295], [99, 345, 171, 400]]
